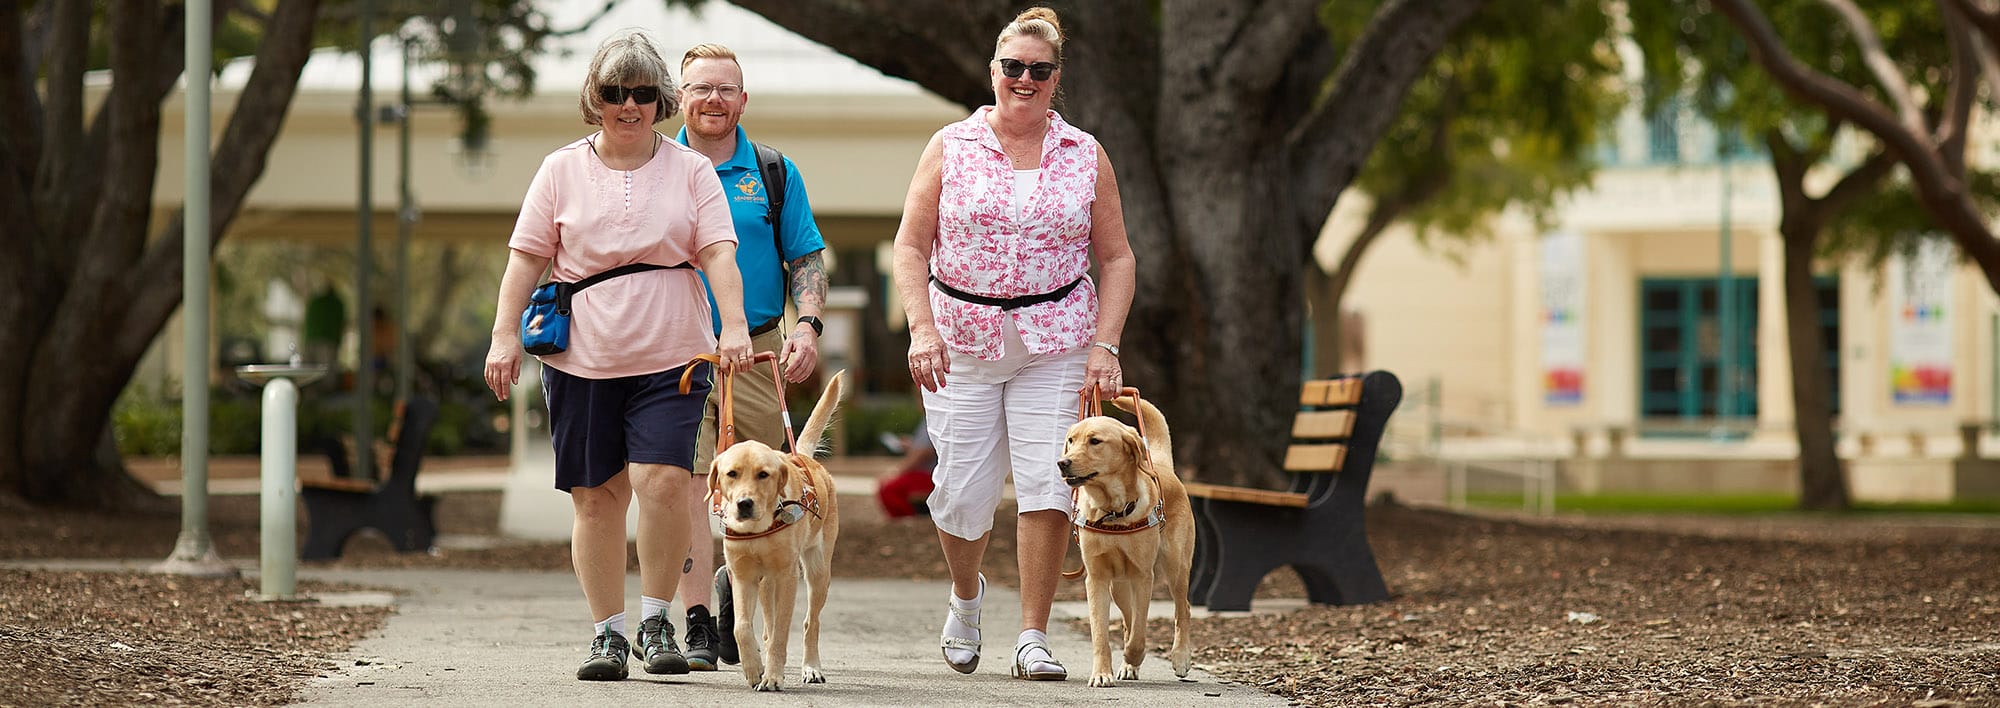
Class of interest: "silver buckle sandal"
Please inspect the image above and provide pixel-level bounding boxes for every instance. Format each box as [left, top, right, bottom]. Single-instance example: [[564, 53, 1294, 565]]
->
[[940, 574, 984, 674], [1011, 639, 1067, 681]]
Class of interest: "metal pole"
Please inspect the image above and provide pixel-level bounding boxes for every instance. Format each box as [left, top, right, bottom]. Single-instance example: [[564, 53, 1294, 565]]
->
[[354, 0, 376, 480], [395, 36, 415, 405], [1716, 154, 1736, 435], [156, 0, 233, 578], [260, 377, 300, 599]]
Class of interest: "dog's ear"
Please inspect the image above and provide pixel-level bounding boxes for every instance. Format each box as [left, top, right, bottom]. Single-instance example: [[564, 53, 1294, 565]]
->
[[707, 460, 722, 493], [779, 455, 802, 488], [1121, 426, 1145, 463]]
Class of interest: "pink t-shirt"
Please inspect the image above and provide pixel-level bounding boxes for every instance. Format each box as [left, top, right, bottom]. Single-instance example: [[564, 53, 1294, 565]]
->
[[509, 134, 737, 378], [929, 107, 1100, 361]]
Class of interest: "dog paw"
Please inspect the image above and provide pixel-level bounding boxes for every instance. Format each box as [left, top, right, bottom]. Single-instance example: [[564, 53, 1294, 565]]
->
[[1116, 664, 1139, 681], [754, 677, 784, 692], [1172, 655, 1192, 678], [1089, 673, 1117, 688], [802, 666, 825, 684]]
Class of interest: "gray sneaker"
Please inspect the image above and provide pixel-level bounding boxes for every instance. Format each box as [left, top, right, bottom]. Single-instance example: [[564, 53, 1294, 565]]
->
[[684, 605, 721, 671], [576, 630, 629, 681], [634, 612, 691, 674]]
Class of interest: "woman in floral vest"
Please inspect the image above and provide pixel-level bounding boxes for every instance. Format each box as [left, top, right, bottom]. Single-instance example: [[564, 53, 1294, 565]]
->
[[889, 5, 1136, 683]]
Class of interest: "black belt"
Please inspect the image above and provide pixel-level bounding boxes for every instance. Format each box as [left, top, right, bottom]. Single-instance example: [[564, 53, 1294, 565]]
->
[[930, 276, 1083, 310], [749, 316, 782, 337]]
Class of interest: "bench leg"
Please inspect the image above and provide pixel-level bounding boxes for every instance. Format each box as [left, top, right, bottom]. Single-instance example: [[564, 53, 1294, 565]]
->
[[1188, 500, 1222, 606], [300, 490, 367, 560]]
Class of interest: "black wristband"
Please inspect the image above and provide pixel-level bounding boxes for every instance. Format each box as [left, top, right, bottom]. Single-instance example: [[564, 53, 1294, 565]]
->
[[797, 315, 824, 337]]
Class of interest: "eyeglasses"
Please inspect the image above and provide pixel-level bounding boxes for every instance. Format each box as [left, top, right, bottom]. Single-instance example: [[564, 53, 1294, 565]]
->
[[682, 83, 743, 100], [597, 85, 661, 105], [996, 58, 1058, 81]]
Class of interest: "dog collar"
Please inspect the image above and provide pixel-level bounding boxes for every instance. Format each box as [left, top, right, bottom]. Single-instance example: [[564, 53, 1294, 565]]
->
[[721, 483, 821, 541], [1073, 495, 1165, 535]]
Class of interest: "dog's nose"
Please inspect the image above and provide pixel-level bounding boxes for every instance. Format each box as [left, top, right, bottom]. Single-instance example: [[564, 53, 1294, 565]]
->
[[734, 498, 756, 520], [1056, 458, 1070, 473]]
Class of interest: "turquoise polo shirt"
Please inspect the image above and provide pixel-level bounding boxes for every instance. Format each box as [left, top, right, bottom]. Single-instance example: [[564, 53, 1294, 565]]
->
[[676, 126, 826, 335]]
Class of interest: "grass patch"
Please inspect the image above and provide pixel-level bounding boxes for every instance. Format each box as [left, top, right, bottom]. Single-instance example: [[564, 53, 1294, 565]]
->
[[1462, 492, 2000, 515]]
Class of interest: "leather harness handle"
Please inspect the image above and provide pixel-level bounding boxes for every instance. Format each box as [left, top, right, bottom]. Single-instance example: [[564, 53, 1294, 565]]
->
[[1077, 385, 1149, 465], [679, 351, 798, 459]]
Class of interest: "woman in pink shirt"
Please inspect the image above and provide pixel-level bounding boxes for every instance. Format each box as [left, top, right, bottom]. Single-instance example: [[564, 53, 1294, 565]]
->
[[890, 6, 1137, 682], [483, 29, 753, 683]]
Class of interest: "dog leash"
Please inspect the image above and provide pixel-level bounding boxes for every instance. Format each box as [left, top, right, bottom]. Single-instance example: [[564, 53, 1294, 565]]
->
[[678, 351, 819, 538]]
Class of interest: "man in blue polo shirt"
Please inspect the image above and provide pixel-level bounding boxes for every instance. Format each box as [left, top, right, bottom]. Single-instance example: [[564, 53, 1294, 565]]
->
[[671, 42, 829, 670]]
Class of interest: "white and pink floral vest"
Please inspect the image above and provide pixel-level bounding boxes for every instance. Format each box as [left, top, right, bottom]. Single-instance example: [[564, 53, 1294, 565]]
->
[[929, 107, 1100, 361]]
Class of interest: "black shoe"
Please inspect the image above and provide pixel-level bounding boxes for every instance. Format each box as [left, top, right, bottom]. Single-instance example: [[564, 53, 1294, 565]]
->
[[634, 612, 691, 674], [576, 630, 629, 681], [684, 605, 721, 671], [714, 565, 739, 665]]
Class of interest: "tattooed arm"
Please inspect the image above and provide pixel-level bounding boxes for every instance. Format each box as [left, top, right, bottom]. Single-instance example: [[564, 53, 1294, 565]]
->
[[779, 249, 829, 382]]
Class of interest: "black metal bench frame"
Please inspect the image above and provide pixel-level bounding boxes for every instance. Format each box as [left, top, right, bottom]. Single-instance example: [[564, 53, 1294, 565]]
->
[[300, 397, 440, 560], [1184, 370, 1401, 611]]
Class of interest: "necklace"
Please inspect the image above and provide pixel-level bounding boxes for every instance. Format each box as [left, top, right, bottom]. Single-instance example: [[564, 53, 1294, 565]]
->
[[587, 131, 662, 172]]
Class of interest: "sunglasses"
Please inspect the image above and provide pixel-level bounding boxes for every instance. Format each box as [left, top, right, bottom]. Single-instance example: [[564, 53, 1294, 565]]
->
[[996, 58, 1058, 81], [597, 85, 661, 105]]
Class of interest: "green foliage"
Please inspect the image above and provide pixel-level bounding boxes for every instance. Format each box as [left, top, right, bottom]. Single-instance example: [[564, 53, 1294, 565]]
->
[[1348, 0, 1624, 245], [112, 386, 181, 457], [840, 396, 925, 455], [1625, 1, 2000, 264], [1464, 491, 2000, 515], [112, 384, 499, 457]]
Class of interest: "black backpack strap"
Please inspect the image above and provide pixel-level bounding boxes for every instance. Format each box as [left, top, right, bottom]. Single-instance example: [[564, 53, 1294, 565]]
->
[[753, 141, 788, 270]]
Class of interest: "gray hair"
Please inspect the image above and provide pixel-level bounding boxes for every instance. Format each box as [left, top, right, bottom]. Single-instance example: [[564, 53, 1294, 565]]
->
[[579, 29, 679, 125]]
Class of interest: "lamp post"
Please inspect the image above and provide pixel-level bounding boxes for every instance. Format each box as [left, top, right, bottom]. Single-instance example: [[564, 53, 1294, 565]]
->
[[156, 0, 234, 578], [353, 0, 377, 482]]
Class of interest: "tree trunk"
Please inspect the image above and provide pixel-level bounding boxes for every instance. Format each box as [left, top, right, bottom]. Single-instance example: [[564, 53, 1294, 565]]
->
[[1780, 222, 1849, 510], [1761, 132, 1892, 512], [1, 0, 322, 508]]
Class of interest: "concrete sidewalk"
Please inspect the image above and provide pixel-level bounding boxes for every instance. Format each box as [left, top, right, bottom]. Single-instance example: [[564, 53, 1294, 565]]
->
[[299, 568, 1284, 707]]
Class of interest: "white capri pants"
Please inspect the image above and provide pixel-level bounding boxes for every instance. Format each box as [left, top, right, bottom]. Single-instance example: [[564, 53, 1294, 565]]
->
[[923, 319, 1089, 540]]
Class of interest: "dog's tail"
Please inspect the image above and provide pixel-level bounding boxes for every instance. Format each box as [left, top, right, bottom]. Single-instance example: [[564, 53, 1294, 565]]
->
[[797, 371, 846, 456], [1112, 394, 1173, 469]]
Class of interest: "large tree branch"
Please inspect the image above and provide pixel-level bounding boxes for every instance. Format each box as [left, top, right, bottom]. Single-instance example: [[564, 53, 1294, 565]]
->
[[1820, 0, 1926, 136], [126, 0, 325, 354], [1195, 0, 1322, 96], [1285, 0, 1488, 235], [725, 0, 1008, 110], [1818, 149, 1899, 216], [1937, 0, 1979, 179], [1711, 0, 2000, 295]]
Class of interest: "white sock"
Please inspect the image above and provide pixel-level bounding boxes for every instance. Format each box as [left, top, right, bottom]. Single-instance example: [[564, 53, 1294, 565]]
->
[[594, 611, 627, 638], [941, 573, 984, 665], [1017, 628, 1060, 671], [641, 595, 671, 623]]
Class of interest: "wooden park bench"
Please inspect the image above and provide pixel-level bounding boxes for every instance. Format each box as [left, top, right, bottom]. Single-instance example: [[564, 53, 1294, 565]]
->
[[300, 397, 440, 560], [1181, 371, 1401, 611]]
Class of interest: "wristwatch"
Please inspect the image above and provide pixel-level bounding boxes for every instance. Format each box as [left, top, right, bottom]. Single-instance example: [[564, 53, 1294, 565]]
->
[[797, 315, 825, 337], [1092, 341, 1120, 356]]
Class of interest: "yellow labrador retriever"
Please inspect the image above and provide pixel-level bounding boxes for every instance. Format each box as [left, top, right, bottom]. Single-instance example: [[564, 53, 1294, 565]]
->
[[710, 372, 844, 691], [1057, 394, 1195, 687]]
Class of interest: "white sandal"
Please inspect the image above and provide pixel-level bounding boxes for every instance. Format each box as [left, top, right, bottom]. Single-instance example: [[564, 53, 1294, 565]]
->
[[1011, 639, 1067, 681], [940, 574, 984, 674]]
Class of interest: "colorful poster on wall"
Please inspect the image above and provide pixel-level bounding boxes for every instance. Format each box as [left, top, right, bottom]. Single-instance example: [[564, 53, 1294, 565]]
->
[[1889, 237, 1953, 405], [1541, 231, 1586, 405]]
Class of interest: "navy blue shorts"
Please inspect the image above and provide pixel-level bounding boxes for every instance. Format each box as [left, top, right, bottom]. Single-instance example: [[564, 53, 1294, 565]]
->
[[542, 361, 711, 492]]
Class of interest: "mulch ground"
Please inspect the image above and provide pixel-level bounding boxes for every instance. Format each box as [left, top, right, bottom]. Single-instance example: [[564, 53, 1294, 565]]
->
[[4, 488, 1999, 706]]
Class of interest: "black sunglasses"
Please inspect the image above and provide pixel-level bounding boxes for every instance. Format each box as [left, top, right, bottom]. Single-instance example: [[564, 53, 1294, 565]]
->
[[597, 85, 661, 105], [997, 58, 1058, 81]]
